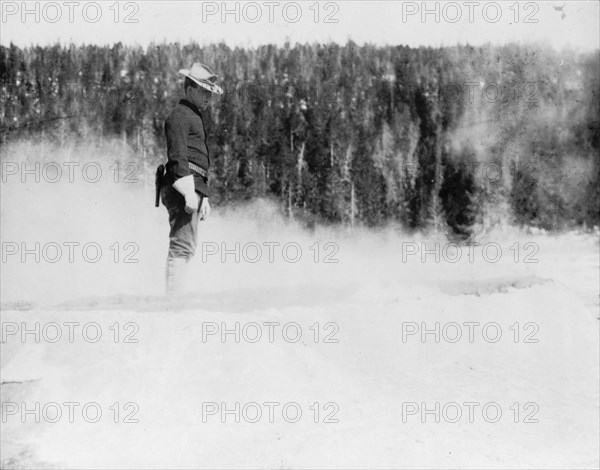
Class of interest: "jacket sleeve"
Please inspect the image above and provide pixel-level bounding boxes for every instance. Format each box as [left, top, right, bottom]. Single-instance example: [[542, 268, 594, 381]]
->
[[165, 112, 191, 180]]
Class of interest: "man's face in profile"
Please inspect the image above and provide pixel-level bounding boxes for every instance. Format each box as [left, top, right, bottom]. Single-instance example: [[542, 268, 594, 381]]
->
[[187, 85, 213, 110]]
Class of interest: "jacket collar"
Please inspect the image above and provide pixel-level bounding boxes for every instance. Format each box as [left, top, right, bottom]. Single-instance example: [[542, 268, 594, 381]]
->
[[179, 99, 203, 118]]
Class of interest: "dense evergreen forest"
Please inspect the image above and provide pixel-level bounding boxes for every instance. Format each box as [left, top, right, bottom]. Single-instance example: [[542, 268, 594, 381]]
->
[[1, 41, 598, 235]]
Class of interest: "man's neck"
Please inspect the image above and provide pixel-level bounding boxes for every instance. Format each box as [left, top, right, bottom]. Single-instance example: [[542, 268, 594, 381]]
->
[[179, 99, 202, 117]]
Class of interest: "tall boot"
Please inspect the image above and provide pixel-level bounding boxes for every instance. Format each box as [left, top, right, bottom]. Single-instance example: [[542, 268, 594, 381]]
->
[[165, 257, 189, 296]]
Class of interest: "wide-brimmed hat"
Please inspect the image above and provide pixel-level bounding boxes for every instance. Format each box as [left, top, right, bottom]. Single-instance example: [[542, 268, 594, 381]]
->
[[178, 63, 223, 95]]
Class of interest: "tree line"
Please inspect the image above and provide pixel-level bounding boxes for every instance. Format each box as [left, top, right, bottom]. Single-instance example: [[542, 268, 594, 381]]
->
[[1, 41, 598, 235]]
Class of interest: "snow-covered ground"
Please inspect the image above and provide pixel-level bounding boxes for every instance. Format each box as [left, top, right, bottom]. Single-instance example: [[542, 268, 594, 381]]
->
[[1, 149, 598, 469]]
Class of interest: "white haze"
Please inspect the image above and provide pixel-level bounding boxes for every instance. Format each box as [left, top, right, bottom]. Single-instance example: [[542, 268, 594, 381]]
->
[[1, 139, 597, 309], [0, 138, 598, 469]]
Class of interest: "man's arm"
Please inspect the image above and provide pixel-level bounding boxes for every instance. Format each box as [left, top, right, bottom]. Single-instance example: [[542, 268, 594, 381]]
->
[[165, 112, 191, 179], [165, 112, 199, 214]]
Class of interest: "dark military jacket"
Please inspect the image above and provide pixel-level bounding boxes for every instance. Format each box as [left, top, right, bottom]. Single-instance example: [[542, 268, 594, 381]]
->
[[164, 99, 210, 196]]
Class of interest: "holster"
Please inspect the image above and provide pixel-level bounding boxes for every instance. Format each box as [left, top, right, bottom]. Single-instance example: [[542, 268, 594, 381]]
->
[[155, 164, 165, 207]]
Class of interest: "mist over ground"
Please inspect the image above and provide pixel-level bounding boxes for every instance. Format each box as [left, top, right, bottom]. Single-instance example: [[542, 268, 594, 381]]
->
[[1, 140, 599, 469], [1, 138, 597, 312]]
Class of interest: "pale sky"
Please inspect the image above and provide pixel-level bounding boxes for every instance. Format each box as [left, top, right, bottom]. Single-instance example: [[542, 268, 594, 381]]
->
[[1, 1, 598, 52]]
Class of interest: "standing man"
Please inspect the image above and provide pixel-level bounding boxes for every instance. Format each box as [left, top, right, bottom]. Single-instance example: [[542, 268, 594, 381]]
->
[[160, 62, 223, 295]]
